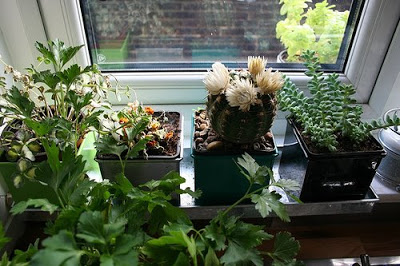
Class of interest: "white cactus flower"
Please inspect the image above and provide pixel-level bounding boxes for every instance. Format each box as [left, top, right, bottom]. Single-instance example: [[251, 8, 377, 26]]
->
[[127, 100, 140, 113], [204, 62, 230, 95], [226, 78, 260, 111], [256, 68, 284, 94], [4, 65, 13, 74], [248, 56, 267, 77]]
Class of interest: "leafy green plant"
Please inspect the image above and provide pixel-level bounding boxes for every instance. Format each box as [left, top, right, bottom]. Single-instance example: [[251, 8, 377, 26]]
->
[[0, 224, 10, 251], [5, 148, 303, 265], [278, 50, 400, 152], [0, 39, 126, 162], [95, 103, 180, 175], [276, 0, 349, 63]]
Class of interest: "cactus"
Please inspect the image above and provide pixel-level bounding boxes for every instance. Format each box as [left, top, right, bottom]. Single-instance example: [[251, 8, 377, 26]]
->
[[207, 93, 277, 143], [204, 57, 282, 144]]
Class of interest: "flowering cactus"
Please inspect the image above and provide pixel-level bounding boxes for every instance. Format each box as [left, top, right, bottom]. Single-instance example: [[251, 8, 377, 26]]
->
[[204, 57, 283, 143]]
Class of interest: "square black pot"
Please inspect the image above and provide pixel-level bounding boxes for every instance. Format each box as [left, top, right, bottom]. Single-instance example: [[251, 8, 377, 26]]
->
[[281, 119, 386, 202]]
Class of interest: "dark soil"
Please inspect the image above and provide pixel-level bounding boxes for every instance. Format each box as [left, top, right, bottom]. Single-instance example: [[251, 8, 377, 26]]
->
[[193, 110, 275, 155], [97, 111, 181, 159], [292, 120, 383, 154], [146, 112, 181, 157]]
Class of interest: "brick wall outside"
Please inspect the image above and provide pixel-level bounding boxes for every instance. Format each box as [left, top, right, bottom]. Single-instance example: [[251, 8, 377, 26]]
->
[[83, 0, 352, 63]]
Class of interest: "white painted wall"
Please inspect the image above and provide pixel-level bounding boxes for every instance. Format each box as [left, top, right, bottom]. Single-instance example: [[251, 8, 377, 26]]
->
[[0, 28, 10, 224]]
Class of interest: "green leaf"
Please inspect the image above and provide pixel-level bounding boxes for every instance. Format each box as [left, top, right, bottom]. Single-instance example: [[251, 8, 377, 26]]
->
[[236, 152, 259, 178], [11, 199, 59, 215], [46, 207, 83, 235], [144, 230, 195, 265], [220, 241, 263, 266], [148, 203, 191, 235], [176, 187, 202, 199], [204, 247, 220, 266], [229, 221, 273, 249], [35, 41, 56, 66], [140, 171, 185, 196], [115, 173, 134, 194], [273, 179, 301, 192], [13, 242, 40, 264], [271, 232, 301, 265], [99, 235, 139, 266], [39, 140, 61, 173], [172, 252, 191, 266], [66, 178, 95, 206], [163, 222, 193, 235], [31, 69, 60, 89], [30, 230, 84, 266], [126, 136, 152, 159], [0, 224, 10, 251], [76, 211, 127, 246], [66, 90, 92, 114], [253, 165, 272, 185], [24, 118, 57, 137], [95, 135, 126, 158], [56, 64, 81, 88], [251, 189, 290, 221], [204, 220, 227, 251], [58, 42, 84, 68], [5, 86, 35, 117]]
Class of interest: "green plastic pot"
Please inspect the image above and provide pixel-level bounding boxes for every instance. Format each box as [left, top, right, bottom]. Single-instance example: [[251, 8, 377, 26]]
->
[[191, 115, 278, 206]]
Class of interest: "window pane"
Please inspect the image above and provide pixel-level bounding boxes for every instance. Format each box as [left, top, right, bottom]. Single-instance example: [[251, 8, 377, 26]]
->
[[80, 0, 362, 72]]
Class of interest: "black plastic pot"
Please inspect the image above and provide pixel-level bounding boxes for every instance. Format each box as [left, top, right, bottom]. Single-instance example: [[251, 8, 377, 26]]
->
[[281, 119, 386, 202]]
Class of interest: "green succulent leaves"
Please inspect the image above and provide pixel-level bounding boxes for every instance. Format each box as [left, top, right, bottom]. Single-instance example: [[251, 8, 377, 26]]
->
[[279, 50, 400, 152]]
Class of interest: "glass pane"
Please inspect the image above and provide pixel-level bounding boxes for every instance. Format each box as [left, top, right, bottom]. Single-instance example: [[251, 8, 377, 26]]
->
[[80, 0, 362, 72]]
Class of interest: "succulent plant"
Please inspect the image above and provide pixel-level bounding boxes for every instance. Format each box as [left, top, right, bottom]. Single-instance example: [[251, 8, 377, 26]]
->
[[204, 57, 284, 143], [278, 50, 400, 152]]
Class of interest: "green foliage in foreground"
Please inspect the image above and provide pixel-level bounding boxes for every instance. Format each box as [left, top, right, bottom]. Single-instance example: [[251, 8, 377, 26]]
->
[[279, 50, 400, 152], [1, 148, 303, 265]]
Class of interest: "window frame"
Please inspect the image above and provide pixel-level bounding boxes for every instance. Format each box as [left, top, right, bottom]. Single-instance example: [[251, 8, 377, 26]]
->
[[1, 0, 399, 114]]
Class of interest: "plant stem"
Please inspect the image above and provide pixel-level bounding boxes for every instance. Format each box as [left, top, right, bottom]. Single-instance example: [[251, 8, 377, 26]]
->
[[220, 183, 253, 218], [55, 189, 66, 209]]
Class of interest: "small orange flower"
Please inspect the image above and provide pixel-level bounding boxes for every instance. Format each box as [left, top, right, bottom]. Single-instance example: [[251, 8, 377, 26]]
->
[[147, 140, 158, 147], [150, 121, 160, 131], [145, 107, 154, 115], [119, 117, 129, 124], [165, 131, 174, 140]]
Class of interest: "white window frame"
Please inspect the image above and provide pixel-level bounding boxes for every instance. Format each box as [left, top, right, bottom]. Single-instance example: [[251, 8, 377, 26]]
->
[[1, 0, 399, 129]]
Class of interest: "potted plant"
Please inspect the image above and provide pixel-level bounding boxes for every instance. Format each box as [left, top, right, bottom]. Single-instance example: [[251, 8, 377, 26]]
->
[[192, 56, 284, 205], [278, 50, 400, 202], [0, 39, 119, 203], [276, 0, 349, 63], [1, 149, 303, 265], [94, 102, 183, 203]]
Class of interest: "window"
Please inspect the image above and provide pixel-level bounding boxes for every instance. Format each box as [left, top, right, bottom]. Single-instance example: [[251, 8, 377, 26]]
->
[[1, 0, 399, 111], [80, 0, 361, 72]]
